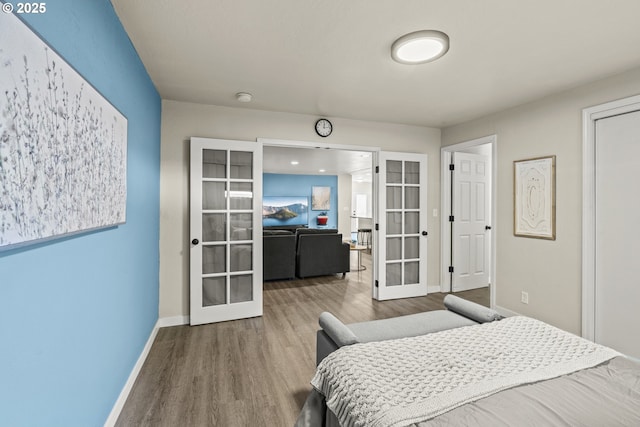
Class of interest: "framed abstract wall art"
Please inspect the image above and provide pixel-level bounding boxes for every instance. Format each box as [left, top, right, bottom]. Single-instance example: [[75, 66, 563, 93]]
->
[[0, 9, 128, 250], [311, 186, 331, 210], [513, 155, 556, 240]]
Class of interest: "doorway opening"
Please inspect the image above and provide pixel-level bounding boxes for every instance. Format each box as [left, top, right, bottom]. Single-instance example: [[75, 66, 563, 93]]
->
[[259, 138, 379, 296], [441, 135, 497, 309]]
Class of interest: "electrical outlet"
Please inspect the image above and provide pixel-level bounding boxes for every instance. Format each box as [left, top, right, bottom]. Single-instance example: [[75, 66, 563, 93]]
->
[[521, 291, 529, 304], [433, 209, 438, 217]]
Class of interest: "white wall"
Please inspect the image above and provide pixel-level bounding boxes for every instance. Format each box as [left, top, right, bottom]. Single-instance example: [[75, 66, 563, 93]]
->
[[160, 100, 441, 318], [442, 66, 640, 334]]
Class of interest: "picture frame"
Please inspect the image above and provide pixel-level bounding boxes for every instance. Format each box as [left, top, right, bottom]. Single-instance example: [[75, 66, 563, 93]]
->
[[311, 186, 331, 210], [0, 11, 128, 250], [514, 156, 556, 240]]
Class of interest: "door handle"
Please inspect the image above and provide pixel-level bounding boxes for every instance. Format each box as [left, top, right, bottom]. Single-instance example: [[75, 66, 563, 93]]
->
[[485, 226, 492, 230], [421, 231, 428, 236], [192, 238, 199, 245]]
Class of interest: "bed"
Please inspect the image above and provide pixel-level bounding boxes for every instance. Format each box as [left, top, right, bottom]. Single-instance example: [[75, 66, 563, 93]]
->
[[295, 313, 640, 427]]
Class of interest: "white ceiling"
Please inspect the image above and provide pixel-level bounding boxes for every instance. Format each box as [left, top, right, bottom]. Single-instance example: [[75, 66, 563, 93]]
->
[[112, 0, 640, 129], [263, 145, 373, 181]]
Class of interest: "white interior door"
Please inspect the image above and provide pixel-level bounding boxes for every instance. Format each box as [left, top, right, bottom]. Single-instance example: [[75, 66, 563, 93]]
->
[[451, 152, 490, 292], [595, 110, 640, 359], [189, 137, 263, 325], [376, 152, 428, 300]]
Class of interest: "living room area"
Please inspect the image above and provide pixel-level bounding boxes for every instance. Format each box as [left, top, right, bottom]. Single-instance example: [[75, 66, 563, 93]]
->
[[262, 145, 374, 283]]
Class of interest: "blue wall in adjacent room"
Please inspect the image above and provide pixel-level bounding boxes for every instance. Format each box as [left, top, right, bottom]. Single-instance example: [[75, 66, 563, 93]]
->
[[0, 2, 161, 426], [264, 173, 338, 228]]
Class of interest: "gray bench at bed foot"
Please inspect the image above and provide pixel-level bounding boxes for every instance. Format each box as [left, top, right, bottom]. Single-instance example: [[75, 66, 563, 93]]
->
[[316, 294, 503, 365]]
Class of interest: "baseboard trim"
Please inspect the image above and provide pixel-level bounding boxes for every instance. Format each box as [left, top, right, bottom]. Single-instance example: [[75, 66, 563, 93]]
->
[[495, 305, 521, 318], [157, 315, 190, 327], [103, 321, 159, 427], [427, 285, 442, 294]]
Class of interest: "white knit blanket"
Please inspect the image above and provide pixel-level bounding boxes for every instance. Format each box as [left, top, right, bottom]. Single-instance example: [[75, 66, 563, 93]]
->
[[311, 316, 620, 427]]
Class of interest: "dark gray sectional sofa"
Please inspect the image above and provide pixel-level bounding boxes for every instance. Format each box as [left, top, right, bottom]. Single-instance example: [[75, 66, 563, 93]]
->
[[263, 228, 350, 280]]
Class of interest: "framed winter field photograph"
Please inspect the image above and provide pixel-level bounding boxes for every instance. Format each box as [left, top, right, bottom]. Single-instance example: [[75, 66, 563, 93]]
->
[[0, 10, 128, 250], [513, 155, 556, 240]]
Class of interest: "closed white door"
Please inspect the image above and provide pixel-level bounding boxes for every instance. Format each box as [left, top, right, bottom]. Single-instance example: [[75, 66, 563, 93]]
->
[[376, 151, 428, 300], [595, 110, 640, 359], [189, 137, 263, 325], [452, 152, 490, 292]]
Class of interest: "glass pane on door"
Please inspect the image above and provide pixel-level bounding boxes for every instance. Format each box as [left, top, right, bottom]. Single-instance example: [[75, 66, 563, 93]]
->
[[405, 161, 420, 184], [405, 187, 419, 209], [387, 160, 403, 183], [231, 213, 252, 241], [230, 151, 253, 179], [203, 277, 226, 307], [230, 182, 253, 209], [203, 245, 226, 274], [203, 149, 227, 178], [230, 275, 253, 303], [203, 182, 226, 210], [203, 213, 226, 242], [386, 263, 402, 286], [405, 212, 419, 234], [230, 244, 252, 272], [404, 262, 419, 284]]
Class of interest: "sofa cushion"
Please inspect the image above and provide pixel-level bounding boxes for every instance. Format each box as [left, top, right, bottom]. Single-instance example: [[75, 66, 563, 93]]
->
[[319, 312, 359, 347], [263, 229, 293, 235], [296, 233, 350, 278], [296, 228, 338, 235], [347, 310, 477, 343], [443, 294, 503, 323]]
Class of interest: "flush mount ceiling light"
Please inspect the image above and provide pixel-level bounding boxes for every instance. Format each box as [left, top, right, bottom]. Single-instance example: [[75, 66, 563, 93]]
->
[[391, 30, 449, 65], [236, 92, 252, 102]]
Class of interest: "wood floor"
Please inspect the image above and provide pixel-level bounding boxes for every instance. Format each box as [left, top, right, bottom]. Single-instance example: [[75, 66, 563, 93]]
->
[[116, 253, 489, 426]]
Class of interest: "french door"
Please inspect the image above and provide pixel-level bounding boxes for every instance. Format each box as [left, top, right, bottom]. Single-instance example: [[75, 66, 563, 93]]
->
[[451, 152, 490, 291], [376, 151, 428, 300], [189, 137, 263, 325]]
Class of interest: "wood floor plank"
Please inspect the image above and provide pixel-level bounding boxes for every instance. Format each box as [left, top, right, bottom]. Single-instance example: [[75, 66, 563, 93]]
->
[[116, 253, 489, 426]]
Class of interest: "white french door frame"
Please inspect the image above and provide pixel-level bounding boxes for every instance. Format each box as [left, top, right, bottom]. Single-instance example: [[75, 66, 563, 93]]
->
[[190, 137, 263, 326], [258, 138, 380, 297], [376, 151, 429, 300], [581, 94, 640, 341], [440, 135, 497, 309]]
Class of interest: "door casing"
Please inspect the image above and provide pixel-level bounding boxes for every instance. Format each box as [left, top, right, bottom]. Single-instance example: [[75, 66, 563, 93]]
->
[[582, 94, 640, 343], [441, 135, 497, 309]]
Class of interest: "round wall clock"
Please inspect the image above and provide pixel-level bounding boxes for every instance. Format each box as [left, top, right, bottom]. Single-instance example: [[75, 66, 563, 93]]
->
[[315, 118, 333, 137]]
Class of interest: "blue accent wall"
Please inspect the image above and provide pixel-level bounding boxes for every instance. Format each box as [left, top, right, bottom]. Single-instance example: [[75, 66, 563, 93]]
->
[[264, 173, 338, 228], [0, 2, 161, 426]]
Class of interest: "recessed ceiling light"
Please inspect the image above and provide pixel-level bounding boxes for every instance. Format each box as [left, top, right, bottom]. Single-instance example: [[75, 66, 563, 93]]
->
[[319, 169, 326, 173], [391, 30, 449, 65], [290, 160, 299, 165], [236, 92, 252, 102]]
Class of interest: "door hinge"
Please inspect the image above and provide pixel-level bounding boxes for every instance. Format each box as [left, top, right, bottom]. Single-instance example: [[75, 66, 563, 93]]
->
[[448, 266, 454, 273], [375, 223, 379, 231], [449, 215, 454, 222], [449, 164, 455, 171], [375, 166, 379, 173], [375, 280, 379, 288]]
